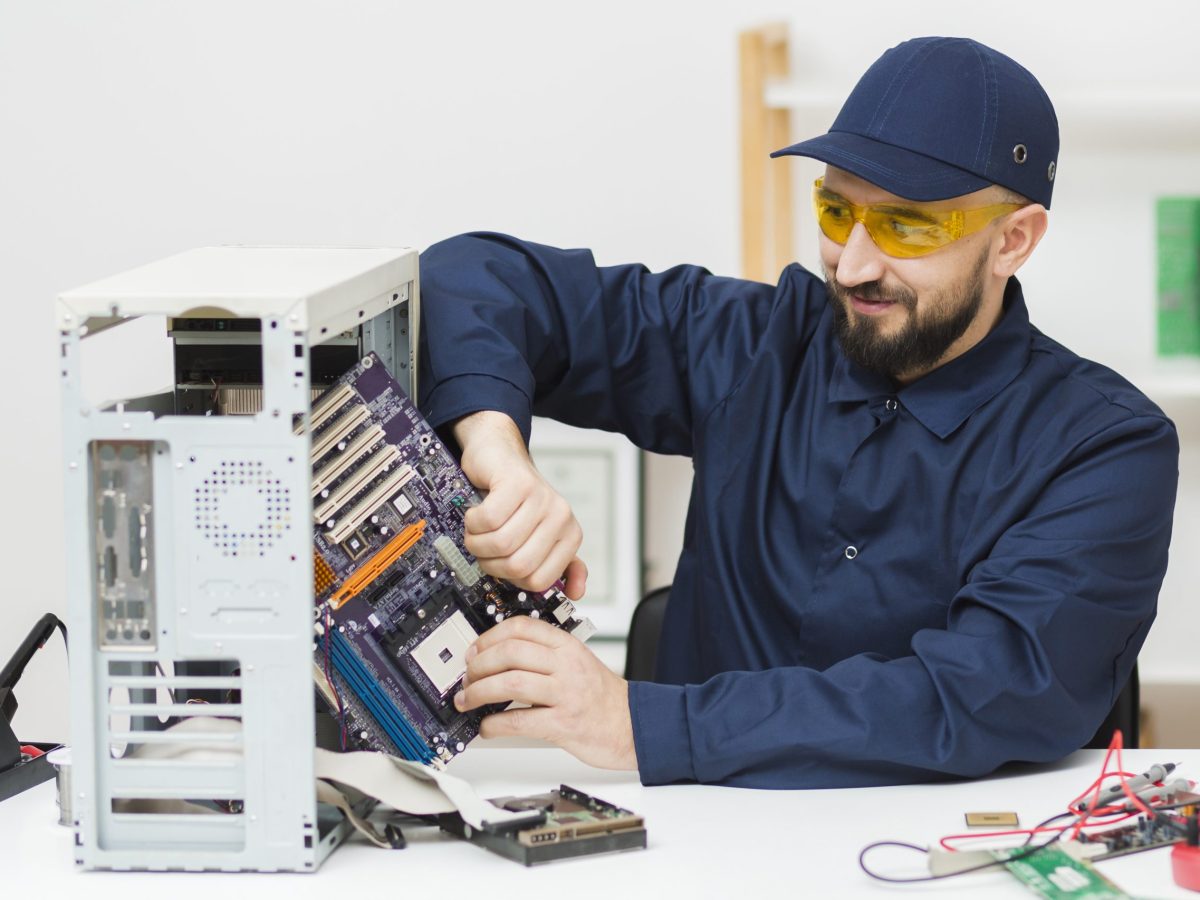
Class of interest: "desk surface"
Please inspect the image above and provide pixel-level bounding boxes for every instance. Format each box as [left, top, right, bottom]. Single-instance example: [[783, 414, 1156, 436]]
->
[[5, 746, 1197, 898]]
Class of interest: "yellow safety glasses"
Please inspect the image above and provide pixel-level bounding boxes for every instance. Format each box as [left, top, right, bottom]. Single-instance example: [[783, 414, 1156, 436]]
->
[[812, 177, 1025, 259]]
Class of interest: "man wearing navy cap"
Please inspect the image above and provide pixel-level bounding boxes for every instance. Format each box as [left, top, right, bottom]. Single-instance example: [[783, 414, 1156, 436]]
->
[[419, 38, 1178, 787]]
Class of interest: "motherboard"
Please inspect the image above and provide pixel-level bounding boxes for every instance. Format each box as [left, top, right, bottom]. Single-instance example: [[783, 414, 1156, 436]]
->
[[307, 353, 594, 766]]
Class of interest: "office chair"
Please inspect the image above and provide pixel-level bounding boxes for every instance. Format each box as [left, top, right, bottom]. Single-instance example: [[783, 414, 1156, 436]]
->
[[623, 587, 1139, 750]]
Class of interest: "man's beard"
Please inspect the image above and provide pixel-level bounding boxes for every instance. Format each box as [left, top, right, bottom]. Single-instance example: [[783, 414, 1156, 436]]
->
[[824, 253, 987, 380]]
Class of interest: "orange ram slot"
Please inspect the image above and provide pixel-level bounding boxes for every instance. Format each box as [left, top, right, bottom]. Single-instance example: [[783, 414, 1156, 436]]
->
[[329, 519, 427, 609]]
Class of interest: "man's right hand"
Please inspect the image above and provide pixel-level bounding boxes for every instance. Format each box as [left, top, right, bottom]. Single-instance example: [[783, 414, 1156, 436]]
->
[[452, 411, 588, 600]]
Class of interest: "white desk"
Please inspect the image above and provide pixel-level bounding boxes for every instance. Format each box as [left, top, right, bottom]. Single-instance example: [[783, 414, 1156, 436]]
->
[[4, 746, 1197, 898]]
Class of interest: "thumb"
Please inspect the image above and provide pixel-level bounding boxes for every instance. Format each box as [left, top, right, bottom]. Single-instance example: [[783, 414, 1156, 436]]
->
[[563, 557, 588, 601]]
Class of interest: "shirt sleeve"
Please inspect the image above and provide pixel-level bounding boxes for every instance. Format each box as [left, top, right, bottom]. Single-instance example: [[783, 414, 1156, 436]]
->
[[629, 412, 1179, 787], [417, 232, 795, 453]]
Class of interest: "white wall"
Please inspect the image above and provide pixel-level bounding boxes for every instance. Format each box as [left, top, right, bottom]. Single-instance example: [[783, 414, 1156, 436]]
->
[[3, 0, 1198, 742]]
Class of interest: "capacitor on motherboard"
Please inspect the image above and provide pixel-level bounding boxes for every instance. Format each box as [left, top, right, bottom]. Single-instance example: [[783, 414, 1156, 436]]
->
[[486, 603, 496, 616], [531, 610, 540, 620]]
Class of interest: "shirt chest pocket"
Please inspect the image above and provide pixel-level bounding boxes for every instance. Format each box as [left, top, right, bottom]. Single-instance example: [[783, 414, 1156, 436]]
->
[[793, 515, 964, 669]]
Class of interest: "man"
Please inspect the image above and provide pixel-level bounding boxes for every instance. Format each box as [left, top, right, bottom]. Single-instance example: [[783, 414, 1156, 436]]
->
[[417, 37, 1178, 787]]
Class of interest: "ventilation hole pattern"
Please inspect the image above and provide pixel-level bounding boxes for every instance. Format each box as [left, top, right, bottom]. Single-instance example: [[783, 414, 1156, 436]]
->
[[193, 460, 292, 557]]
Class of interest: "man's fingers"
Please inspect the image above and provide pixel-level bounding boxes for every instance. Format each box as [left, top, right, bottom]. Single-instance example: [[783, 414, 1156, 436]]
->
[[478, 706, 552, 741], [523, 535, 583, 594], [463, 480, 528, 536], [471, 615, 572, 657], [467, 638, 557, 682], [562, 557, 588, 601], [455, 670, 557, 711], [474, 516, 563, 583]]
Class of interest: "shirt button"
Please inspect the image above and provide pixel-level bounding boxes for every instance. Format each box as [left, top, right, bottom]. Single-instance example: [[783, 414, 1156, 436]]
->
[[844, 545, 858, 560], [885, 398, 898, 412]]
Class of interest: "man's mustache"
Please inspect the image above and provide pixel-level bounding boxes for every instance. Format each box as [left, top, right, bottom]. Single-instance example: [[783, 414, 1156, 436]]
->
[[827, 276, 916, 309]]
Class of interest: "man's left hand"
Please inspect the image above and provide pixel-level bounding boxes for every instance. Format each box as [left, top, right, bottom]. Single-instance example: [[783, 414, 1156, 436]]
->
[[454, 616, 638, 771]]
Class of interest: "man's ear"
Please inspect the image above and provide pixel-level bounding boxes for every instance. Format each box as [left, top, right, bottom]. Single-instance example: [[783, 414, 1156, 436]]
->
[[994, 204, 1048, 278]]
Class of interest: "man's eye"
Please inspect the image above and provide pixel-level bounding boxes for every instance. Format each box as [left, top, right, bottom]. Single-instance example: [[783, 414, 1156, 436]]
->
[[887, 217, 933, 236], [825, 204, 851, 219]]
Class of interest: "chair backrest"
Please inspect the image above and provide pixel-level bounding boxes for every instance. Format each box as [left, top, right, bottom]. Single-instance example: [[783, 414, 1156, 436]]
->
[[1085, 667, 1140, 749], [624, 586, 1141, 751], [624, 586, 671, 682]]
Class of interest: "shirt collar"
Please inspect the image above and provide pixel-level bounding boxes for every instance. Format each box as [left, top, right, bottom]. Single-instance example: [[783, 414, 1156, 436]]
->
[[827, 277, 1032, 439]]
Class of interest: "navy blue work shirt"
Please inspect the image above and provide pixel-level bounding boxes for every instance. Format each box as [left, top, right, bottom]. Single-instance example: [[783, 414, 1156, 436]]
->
[[417, 232, 1179, 789]]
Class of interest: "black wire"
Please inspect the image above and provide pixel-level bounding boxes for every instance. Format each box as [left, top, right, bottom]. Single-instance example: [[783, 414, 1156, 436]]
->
[[1145, 798, 1200, 816], [857, 811, 1074, 884], [1, 613, 68, 691]]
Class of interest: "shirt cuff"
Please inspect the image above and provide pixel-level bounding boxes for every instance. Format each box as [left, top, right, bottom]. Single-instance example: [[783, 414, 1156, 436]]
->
[[628, 680, 697, 785], [420, 373, 534, 445]]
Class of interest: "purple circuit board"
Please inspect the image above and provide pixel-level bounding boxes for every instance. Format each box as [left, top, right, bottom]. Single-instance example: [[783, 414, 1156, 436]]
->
[[309, 352, 594, 765]]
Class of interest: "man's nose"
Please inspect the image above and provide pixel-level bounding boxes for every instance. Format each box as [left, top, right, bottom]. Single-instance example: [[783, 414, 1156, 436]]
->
[[834, 223, 887, 288]]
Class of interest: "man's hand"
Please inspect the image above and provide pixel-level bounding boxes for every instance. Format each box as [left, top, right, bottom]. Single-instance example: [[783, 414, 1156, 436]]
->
[[453, 411, 587, 599], [454, 616, 637, 771]]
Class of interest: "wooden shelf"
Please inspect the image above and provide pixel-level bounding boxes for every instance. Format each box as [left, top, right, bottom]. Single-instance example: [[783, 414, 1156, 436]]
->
[[763, 81, 1200, 143], [740, 24, 1200, 279]]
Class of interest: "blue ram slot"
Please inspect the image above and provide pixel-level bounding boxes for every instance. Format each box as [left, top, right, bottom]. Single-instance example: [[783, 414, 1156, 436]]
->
[[325, 630, 434, 763], [327, 632, 432, 763], [328, 632, 432, 763]]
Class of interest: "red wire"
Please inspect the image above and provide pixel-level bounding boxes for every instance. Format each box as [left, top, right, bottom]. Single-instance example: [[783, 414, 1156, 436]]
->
[[940, 729, 1170, 853], [1113, 731, 1159, 818], [1068, 730, 1158, 840], [940, 812, 1139, 852]]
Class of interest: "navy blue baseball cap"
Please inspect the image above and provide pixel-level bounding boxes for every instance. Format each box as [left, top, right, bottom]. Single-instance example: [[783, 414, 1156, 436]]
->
[[771, 37, 1059, 208]]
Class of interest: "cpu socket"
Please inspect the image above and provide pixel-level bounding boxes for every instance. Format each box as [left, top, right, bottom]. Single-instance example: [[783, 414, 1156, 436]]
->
[[411, 610, 479, 695]]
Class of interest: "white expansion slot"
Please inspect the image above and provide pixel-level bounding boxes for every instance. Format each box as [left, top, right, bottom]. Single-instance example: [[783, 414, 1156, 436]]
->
[[294, 383, 356, 436], [311, 425, 385, 497], [314, 444, 402, 524], [326, 465, 417, 544], [310, 404, 371, 464]]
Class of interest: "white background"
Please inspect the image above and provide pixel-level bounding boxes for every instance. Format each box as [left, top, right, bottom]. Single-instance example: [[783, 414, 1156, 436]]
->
[[3, 1, 1199, 743]]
